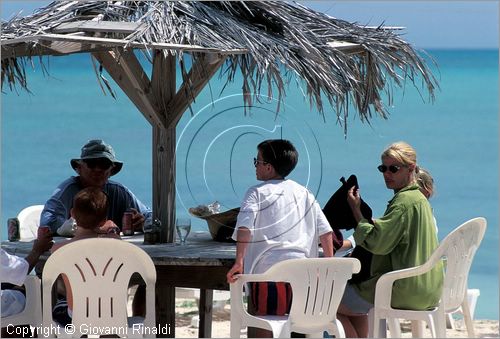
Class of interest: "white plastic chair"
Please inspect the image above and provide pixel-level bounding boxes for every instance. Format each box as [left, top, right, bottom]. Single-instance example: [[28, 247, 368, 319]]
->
[[1, 275, 42, 327], [370, 217, 487, 338], [446, 288, 480, 330], [384, 288, 480, 339], [17, 205, 44, 241], [41, 238, 156, 338], [230, 257, 361, 338]]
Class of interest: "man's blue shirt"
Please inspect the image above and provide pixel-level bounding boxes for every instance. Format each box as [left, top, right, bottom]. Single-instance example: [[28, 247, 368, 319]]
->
[[40, 176, 152, 233]]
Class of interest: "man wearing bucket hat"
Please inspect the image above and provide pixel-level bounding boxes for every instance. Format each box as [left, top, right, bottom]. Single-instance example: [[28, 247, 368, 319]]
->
[[40, 139, 152, 235]]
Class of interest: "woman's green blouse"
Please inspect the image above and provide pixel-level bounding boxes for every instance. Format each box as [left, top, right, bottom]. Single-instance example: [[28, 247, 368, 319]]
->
[[353, 184, 444, 310]]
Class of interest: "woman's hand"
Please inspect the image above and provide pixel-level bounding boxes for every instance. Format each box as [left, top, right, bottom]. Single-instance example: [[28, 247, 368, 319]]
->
[[347, 186, 363, 223], [347, 186, 361, 208]]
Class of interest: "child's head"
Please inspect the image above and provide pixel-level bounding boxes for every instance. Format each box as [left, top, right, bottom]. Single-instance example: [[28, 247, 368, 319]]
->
[[257, 139, 298, 178], [71, 187, 108, 229], [416, 167, 434, 199]]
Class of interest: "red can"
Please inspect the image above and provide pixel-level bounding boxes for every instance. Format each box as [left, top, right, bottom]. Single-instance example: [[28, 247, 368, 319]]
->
[[122, 212, 134, 236], [8, 218, 20, 242]]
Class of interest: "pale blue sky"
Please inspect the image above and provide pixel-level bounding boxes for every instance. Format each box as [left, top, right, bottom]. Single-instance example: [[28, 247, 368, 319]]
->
[[1, 1, 499, 49]]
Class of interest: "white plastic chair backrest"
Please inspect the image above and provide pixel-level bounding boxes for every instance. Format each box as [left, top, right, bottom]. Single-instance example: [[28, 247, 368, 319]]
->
[[264, 257, 361, 332], [42, 238, 156, 332], [436, 217, 487, 313], [17, 205, 44, 241]]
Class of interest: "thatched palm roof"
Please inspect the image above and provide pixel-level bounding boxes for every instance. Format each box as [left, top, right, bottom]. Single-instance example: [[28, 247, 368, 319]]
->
[[2, 1, 440, 250], [1, 1, 437, 129]]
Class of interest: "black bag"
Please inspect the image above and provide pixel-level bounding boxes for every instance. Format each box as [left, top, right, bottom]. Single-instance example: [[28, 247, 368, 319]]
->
[[322, 175, 372, 230], [322, 175, 373, 283]]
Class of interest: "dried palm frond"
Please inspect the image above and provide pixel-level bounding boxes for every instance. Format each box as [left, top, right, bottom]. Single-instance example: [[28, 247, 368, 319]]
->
[[1, 1, 438, 132]]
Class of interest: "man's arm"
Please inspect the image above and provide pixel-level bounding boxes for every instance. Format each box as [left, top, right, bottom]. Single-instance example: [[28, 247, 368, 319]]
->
[[226, 227, 251, 283], [121, 185, 152, 230], [129, 207, 146, 230], [41, 179, 79, 233], [25, 230, 53, 273], [40, 199, 69, 234]]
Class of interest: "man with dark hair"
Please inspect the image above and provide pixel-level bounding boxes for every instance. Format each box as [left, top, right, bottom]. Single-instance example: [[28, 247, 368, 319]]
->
[[256, 139, 298, 178], [227, 139, 333, 337]]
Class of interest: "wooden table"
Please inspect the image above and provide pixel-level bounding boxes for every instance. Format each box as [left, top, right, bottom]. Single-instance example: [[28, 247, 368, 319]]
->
[[2, 231, 236, 338]]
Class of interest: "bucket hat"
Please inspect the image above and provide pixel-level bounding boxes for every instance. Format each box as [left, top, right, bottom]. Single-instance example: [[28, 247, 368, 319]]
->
[[70, 139, 123, 176]]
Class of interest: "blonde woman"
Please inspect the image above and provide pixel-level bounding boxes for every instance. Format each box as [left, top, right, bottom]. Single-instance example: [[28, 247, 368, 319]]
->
[[416, 167, 435, 199], [338, 142, 444, 337]]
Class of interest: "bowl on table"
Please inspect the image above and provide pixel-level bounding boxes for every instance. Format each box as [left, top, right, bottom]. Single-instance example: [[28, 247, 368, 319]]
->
[[189, 207, 239, 243]]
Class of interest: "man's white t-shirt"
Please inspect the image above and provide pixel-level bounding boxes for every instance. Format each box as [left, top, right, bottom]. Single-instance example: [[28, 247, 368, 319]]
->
[[232, 179, 331, 274]]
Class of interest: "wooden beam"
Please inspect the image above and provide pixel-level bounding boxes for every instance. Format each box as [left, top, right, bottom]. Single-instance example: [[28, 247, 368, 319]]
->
[[1, 41, 116, 59], [150, 51, 176, 336], [117, 49, 167, 128], [166, 54, 227, 129], [151, 52, 175, 119], [1, 34, 248, 55], [91, 49, 166, 129], [151, 51, 176, 243], [45, 40, 93, 54], [53, 20, 143, 34]]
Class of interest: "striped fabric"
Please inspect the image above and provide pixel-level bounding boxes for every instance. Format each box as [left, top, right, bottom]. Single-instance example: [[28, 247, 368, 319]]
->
[[250, 282, 292, 316]]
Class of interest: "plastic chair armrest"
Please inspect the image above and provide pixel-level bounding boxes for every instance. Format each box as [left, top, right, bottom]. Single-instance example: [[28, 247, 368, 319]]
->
[[375, 261, 437, 309]]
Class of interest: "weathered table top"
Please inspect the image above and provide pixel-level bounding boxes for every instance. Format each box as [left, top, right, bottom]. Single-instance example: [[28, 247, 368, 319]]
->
[[1, 231, 237, 266]]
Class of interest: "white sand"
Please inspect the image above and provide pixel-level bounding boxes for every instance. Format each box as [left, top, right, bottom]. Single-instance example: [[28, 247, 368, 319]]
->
[[174, 299, 499, 338]]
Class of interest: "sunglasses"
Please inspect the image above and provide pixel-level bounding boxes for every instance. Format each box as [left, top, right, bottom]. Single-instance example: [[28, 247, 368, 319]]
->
[[253, 157, 268, 167], [83, 159, 113, 170], [377, 164, 404, 174]]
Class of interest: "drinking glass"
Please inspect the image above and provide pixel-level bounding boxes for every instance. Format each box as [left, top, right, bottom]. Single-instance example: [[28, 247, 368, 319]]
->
[[176, 218, 191, 245]]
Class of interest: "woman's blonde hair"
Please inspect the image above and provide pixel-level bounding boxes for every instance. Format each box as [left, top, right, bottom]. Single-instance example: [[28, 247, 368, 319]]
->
[[416, 167, 434, 198], [381, 141, 417, 168]]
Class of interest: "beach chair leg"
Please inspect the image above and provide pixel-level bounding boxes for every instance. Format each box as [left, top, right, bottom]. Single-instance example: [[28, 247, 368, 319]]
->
[[462, 297, 476, 338], [411, 320, 425, 338], [387, 318, 401, 338], [446, 313, 456, 329]]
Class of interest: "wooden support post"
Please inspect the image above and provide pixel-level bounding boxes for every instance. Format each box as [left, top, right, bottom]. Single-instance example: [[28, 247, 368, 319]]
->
[[198, 289, 214, 338], [155, 281, 176, 338], [152, 126, 176, 243], [96, 49, 226, 244], [151, 51, 176, 243]]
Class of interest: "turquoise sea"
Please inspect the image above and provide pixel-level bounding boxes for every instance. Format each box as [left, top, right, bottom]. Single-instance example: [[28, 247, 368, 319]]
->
[[1, 49, 498, 319]]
